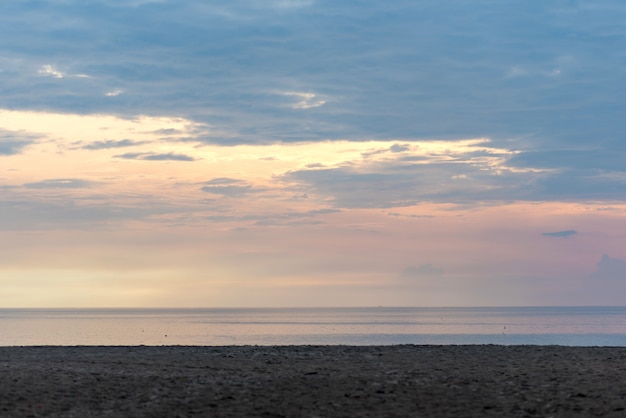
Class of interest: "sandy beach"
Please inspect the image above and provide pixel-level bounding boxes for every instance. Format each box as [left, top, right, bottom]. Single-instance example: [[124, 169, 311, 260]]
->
[[1, 345, 625, 417]]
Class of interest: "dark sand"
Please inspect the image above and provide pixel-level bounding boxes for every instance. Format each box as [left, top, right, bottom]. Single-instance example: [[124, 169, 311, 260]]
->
[[1, 345, 626, 417]]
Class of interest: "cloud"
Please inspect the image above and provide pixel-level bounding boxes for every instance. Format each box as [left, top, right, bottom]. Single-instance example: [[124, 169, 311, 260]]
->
[[508, 150, 626, 171], [286, 167, 418, 208], [281, 140, 518, 208], [202, 207, 339, 225], [387, 212, 433, 219], [526, 170, 626, 201], [153, 128, 183, 136], [272, 0, 314, 10], [279, 137, 626, 207], [23, 178, 96, 189], [402, 264, 444, 278], [1, 0, 625, 150], [361, 143, 415, 159], [281, 91, 327, 109], [82, 139, 143, 150], [92, 0, 168, 6], [4, 0, 626, 308], [594, 254, 626, 280], [114, 152, 196, 161], [204, 177, 241, 185], [105, 89, 124, 97], [542, 230, 577, 238], [505, 66, 529, 78], [38, 65, 64, 78], [201, 178, 260, 197], [259, 208, 339, 225], [0, 130, 39, 155], [505, 65, 562, 79], [0, 198, 174, 229], [389, 143, 410, 153], [0, 141, 29, 156]]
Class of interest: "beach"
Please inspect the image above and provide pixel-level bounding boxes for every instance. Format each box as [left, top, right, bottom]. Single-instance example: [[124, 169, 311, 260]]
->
[[1, 345, 625, 417]]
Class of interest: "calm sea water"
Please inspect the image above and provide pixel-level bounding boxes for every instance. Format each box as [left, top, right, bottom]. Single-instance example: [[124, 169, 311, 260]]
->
[[1, 307, 626, 346]]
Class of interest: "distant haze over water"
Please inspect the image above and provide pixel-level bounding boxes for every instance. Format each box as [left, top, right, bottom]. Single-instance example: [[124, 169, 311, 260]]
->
[[1, 307, 626, 347]]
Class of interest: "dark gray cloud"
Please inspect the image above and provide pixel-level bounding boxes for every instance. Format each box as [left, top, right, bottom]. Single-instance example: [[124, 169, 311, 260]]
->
[[286, 167, 421, 208], [283, 155, 531, 208], [594, 254, 626, 280], [526, 169, 626, 201], [542, 230, 577, 238], [509, 150, 626, 171], [82, 139, 144, 150], [2, 0, 626, 205], [23, 178, 96, 189], [284, 148, 626, 208], [114, 152, 196, 161], [1, 0, 625, 151]]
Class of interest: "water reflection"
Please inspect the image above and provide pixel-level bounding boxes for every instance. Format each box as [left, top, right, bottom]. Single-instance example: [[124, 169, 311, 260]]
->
[[1, 307, 625, 346]]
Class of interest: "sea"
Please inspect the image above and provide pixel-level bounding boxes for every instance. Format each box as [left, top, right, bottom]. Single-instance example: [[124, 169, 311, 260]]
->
[[1, 306, 626, 347]]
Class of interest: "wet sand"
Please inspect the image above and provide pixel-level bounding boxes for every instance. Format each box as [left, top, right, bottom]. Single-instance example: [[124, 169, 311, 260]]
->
[[1, 345, 625, 417]]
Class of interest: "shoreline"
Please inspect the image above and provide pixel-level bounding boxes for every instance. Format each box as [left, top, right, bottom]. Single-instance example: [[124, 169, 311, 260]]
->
[[2, 345, 625, 417]]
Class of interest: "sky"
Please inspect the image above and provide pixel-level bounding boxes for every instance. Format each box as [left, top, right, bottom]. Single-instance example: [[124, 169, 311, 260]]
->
[[1, 0, 626, 307]]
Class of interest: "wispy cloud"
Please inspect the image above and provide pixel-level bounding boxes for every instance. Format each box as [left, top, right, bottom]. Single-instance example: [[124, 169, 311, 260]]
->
[[594, 254, 626, 280], [204, 177, 242, 185], [542, 230, 577, 238], [403, 264, 444, 278], [24, 178, 96, 189], [203, 207, 339, 226], [115, 152, 196, 161], [201, 178, 261, 197], [38, 64, 64, 78], [281, 139, 526, 208], [281, 91, 327, 109], [0, 129, 39, 155], [82, 139, 144, 150], [505, 66, 562, 79], [272, 0, 314, 10]]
